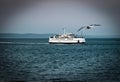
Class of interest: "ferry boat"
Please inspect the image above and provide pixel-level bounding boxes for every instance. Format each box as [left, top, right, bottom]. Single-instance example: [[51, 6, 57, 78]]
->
[[49, 33, 85, 44], [49, 24, 100, 44]]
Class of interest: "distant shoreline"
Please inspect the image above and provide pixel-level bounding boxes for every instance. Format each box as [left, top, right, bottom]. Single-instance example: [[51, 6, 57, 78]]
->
[[0, 33, 120, 39]]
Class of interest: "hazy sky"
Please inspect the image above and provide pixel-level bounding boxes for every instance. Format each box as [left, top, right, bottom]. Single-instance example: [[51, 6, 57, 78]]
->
[[0, 0, 120, 35]]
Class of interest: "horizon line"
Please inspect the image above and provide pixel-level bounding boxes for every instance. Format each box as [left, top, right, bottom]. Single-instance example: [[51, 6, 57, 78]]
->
[[0, 33, 120, 36]]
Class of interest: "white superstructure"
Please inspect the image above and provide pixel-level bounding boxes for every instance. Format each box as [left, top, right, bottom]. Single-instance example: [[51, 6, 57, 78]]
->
[[49, 33, 85, 44]]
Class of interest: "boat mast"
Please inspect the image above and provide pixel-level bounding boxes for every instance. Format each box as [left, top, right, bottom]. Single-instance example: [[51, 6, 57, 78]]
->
[[63, 28, 66, 34]]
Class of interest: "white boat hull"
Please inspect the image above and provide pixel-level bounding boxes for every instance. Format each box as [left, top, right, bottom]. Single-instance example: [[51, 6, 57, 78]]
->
[[49, 38, 85, 44]]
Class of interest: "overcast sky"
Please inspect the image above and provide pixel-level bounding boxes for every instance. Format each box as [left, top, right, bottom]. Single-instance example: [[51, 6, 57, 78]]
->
[[0, 0, 120, 35]]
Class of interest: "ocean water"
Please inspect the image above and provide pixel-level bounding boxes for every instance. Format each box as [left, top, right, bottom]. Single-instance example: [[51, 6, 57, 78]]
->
[[0, 38, 120, 82]]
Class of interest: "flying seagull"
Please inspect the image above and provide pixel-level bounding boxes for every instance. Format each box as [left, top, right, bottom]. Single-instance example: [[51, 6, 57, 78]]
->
[[77, 24, 101, 32]]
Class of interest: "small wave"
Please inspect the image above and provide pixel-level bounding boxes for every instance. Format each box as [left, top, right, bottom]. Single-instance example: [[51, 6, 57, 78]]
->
[[0, 42, 49, 45], [0, 42, 13, 44]]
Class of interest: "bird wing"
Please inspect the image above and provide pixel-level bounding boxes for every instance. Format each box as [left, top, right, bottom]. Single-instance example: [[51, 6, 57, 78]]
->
[[90, 24, 101, 26], [77, 26, 86, 32]]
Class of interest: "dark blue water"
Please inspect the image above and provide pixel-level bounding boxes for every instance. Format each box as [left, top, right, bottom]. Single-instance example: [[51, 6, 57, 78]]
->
[[0, 38, 120, 82]]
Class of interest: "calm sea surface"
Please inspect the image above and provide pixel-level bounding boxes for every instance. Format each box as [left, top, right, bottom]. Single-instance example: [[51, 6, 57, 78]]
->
[[0, 38, 120, 82]]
